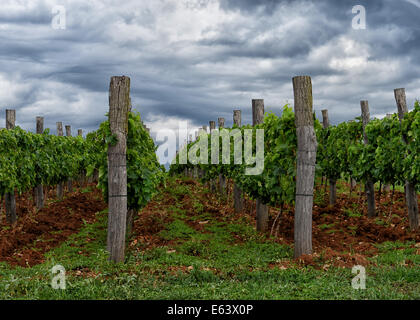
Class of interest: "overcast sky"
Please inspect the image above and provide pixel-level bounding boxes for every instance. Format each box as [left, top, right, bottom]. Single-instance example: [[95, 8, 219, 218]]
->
[[0, 0, 419, 139]]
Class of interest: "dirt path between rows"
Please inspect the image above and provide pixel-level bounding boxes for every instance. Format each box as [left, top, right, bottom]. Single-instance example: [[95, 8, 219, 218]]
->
[[0, 184, 106, 267], [132, 179, 420, 269]]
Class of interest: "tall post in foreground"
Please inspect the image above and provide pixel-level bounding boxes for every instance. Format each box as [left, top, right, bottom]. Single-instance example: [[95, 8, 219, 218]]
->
[[293, 76, 317, 258], [361, 101, 376, 218], [233, 110, 244, 213], [107, 76, 130, 263], [56, 122, 64, 200], [35, 116, 44, 209], [5, 110, 17, 224], [65, 125, 73, 193], [321, 109, 336, 205], [394, 88, 419, 230], [252, 99, 268, 232]]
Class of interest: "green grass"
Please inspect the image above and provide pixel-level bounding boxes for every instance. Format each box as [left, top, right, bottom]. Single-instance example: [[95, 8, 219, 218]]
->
[[0, 177, 418, 300], [344, 208, 363, 218]]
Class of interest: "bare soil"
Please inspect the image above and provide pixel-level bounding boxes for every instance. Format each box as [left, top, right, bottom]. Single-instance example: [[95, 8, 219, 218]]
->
[[0, 183, 106, 267]]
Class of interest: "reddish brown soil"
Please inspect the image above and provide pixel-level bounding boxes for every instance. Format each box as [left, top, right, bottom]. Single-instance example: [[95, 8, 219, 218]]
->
[[266, 185, 420, 268], [0, 183, 106, 267], [1, 177, 417, 270], [132, 178, 420, 269]]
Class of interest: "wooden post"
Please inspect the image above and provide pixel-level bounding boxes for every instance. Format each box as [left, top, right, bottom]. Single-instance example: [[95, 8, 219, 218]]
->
[[107, 75, 130, 263], [233, 110, 242, 127], [35, 117, 44, 209], [5, 110, 17, 224], [293, 76, 317, 258], [78, 129, 83, 136], [321, 110, 329, 130], [65, 125, 73, 193], [233, 110, 244, 213], [218, 117, 225, 129], [252, 99, 264, 125], [321, 109, 336, 205], [65, 125, 71, 137], [56, 122, 64, 199], [6, 109, 15, 130], [209, 121, 216, 132], [361, 101, 376, 218], [56, 122, 63, 136], [394, 88, 419, 230], [252, 99, 268, 232]]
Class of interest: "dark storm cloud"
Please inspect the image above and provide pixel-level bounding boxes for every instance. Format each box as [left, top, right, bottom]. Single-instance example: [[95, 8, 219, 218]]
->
[[0, 0, 419, 138], [0, 2, 51, 25], [219, 0, 290, 13]]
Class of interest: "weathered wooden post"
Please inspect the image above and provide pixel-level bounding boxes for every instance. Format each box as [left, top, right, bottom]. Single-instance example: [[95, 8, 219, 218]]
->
[[218, 117, 225, 129], [293, 76, 317, 258], [78, 129, 83, 136], [233, 110, 244, 213], [252, 99, 268, 232], [35, 116, 44, 209], [107, 76, 130, 263], [56, 122, 64, 199], [321, 110, 336, 205], [56, 122, 63, 136], [65, 125, 71, 137], [361, 101, 376, 218], [394, 88, 419, 230], [6, 109, 15, 131], [209, 121, 216, 132], [233, 110, 242, 127], [5, 109, 17, 224]]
